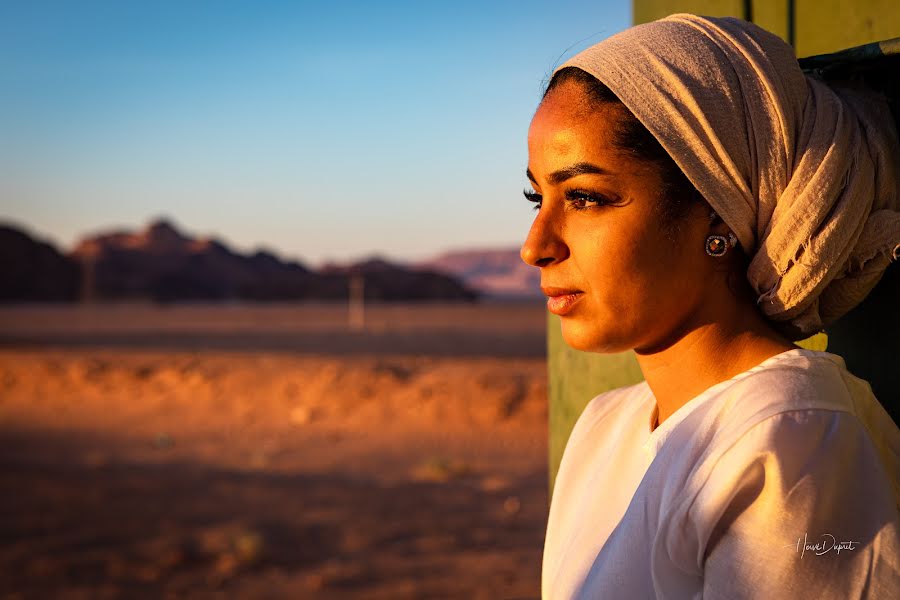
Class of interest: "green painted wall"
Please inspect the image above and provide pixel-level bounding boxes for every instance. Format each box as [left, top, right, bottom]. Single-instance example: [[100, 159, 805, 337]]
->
[[546, 0, 900, 493]]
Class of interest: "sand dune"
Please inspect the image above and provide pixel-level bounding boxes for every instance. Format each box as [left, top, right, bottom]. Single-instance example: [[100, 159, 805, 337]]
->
[[0, 303, 548, 598]]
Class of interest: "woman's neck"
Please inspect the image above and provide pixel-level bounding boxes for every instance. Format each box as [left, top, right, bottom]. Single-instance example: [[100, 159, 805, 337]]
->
[[635, 303, 796, 428]]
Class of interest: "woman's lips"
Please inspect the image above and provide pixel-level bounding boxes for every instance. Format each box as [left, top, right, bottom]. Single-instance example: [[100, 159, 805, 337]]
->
[[542, 287, 584, 316]]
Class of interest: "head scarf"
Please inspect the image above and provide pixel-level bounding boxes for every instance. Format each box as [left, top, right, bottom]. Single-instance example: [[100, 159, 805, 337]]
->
[[556, 14, 900, 339]]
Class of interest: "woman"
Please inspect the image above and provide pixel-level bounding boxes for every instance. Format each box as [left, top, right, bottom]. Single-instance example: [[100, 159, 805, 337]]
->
[[521, 14, 899, 599]]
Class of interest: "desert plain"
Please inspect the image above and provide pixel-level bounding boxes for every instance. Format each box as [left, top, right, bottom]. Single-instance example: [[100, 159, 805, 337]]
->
[[0, 302, 549, 599]]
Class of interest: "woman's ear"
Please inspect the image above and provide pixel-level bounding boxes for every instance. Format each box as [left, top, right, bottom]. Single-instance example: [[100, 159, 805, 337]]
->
[[707, 209, 728, 231]]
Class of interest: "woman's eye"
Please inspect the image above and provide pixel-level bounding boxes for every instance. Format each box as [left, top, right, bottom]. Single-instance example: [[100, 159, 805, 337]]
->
[[566, 189, 610, 210], [523, 189, 542, 211]]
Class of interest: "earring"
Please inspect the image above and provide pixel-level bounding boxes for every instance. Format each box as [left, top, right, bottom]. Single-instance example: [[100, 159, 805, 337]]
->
[[706, 232, 738, 257]]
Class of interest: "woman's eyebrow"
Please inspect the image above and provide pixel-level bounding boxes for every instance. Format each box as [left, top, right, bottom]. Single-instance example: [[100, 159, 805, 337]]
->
[[549, 162, 609, 184], [526, 162, 609, 185]]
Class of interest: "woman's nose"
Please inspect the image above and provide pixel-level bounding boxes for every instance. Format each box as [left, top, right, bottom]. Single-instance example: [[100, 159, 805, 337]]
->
[[520, 210, 568, 267]]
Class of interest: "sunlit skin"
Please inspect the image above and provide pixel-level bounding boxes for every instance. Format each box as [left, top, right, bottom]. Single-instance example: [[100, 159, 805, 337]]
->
[[521, 79, 795, 427]]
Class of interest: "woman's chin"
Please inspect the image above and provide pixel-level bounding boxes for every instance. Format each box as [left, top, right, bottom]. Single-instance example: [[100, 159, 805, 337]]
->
[[560, 320, 629, 354]]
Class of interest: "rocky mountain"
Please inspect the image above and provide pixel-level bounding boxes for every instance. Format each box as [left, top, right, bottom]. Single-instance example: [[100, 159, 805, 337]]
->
[[64, 219, 477, 302], [0, 223, 81, 301], [70, 220, 315, 301], [419, 248, 541, 299], [321, 257, 477, 301]]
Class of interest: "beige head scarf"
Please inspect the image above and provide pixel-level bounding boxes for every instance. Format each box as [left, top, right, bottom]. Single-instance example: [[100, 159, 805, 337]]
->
[[556, 14, 900, 339]]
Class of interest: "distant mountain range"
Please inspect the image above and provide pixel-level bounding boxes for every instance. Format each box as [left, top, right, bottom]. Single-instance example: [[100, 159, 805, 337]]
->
[[0, 224, 81, 302], [1, 219, 540, 302], [417, 248, 541, 299]]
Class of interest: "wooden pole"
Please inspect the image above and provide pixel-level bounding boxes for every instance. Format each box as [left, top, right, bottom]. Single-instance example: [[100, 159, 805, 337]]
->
[[80, 255, 95, 304], [349, 274, 365, 330]]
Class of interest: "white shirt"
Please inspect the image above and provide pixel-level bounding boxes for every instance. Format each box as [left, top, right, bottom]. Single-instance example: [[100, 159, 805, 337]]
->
[[542, 349, 900, 599]]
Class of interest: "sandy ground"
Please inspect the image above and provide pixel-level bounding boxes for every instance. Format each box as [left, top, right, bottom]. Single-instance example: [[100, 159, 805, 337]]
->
[[0, 303, 549, 599]]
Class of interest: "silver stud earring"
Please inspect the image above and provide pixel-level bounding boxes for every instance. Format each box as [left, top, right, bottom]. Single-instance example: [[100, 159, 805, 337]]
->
[[706, 232, 738, 257]]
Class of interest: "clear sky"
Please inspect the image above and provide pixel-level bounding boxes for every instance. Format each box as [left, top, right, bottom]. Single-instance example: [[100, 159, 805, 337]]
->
[[0, 0, 631, 266]]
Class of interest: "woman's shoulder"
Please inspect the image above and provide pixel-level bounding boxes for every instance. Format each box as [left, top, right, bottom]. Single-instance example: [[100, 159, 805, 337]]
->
[[711, 348, 887, 432], [583, 380, 651, 418], [564, 381, 653, 456], [654, 349, 899, 507], [684, 349, 900, 509]]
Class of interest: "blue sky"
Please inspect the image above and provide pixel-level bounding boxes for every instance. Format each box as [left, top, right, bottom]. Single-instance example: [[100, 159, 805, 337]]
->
[[0, 0, 630, 266]]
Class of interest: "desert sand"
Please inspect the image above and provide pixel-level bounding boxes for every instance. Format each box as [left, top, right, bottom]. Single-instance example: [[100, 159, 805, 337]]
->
[[0, 303, 549, 599]]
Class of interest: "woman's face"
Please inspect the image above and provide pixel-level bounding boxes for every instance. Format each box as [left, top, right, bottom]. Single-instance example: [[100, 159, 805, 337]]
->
[[521, 80, 713, 354]]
